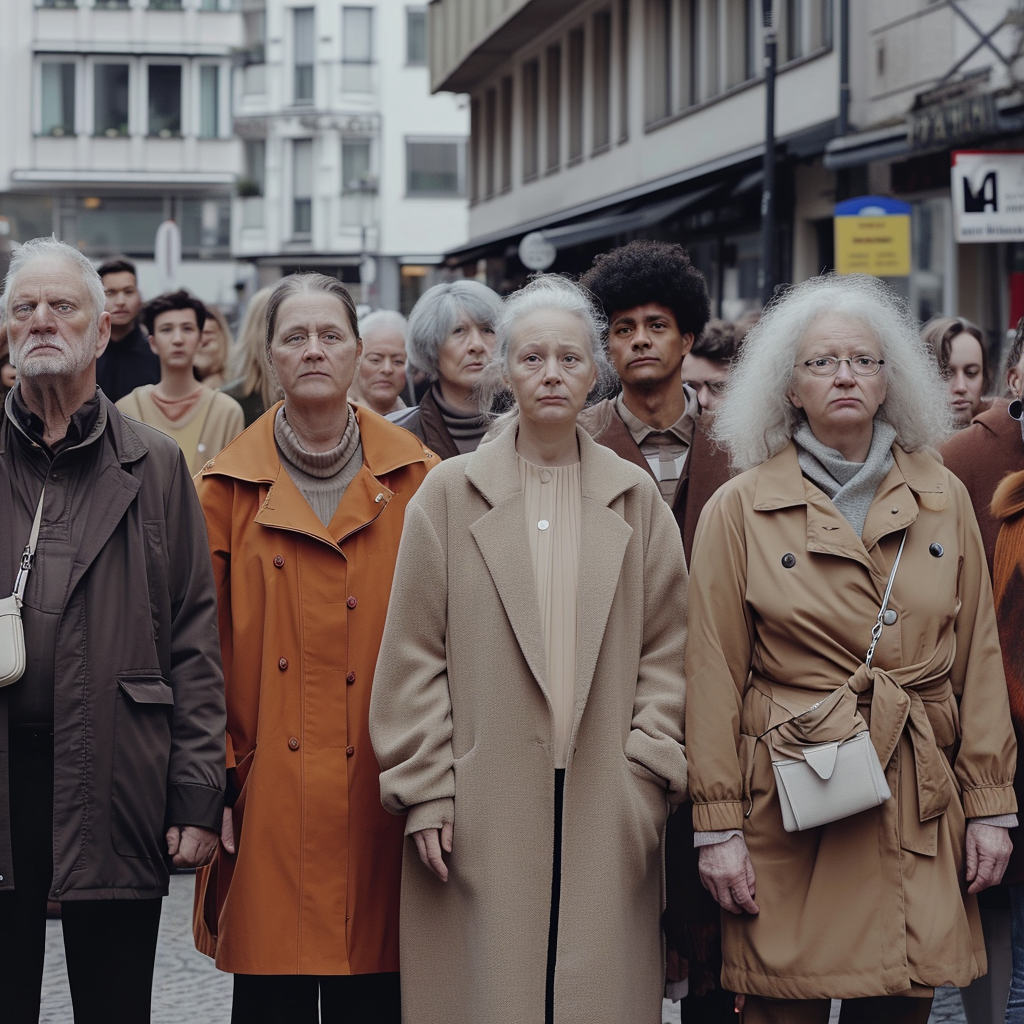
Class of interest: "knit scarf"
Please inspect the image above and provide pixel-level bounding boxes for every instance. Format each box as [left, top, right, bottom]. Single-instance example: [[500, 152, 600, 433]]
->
[[794, 418, 897, 539], [430, 383, 489, 455], [274, 405, 363, 526]]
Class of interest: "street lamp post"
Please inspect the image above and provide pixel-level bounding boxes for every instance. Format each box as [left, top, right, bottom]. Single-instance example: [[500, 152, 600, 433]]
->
[[759, 0, 777, 307]]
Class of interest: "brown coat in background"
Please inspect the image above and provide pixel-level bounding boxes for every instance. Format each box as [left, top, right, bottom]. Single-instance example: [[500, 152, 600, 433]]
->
[[687, 441, 1017, 999], [369, 424, 688, 1024], [191, 404, 436, 975]]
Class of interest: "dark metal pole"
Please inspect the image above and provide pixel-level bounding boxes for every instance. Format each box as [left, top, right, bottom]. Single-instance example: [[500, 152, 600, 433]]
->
[[759, 0, 777, 307]]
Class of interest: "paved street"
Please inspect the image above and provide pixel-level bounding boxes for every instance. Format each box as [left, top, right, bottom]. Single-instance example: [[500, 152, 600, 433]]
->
[[38, 874, 969, 1024]]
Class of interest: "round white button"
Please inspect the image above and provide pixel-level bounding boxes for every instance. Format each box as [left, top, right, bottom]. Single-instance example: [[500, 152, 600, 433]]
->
[[540, 470, 552, 484], [538, 520, 550, 531], [882, 609, 898, 626]]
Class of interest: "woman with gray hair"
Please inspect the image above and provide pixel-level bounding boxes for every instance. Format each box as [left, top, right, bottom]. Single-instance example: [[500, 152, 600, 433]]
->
[[685, 274, 1017, 1024], [389, 279, 502, 458], [370, 275, 688, 1024]]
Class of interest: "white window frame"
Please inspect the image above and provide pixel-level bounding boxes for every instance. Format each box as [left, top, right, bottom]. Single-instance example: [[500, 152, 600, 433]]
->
[[142, 58, 188, 138], [194, 60, 229, 139], [35, 57, 82, 137], [86, 56, 135, 137], [405, 136, 467, 199]]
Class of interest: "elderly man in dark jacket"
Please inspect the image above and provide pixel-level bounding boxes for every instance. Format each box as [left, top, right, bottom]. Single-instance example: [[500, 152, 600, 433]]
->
[[0, 237, 225, 1024]]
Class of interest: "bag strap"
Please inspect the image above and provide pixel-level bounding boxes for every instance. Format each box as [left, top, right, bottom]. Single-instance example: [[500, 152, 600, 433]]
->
[[865, 529, 907, 669], [11, 487, 45, 606]]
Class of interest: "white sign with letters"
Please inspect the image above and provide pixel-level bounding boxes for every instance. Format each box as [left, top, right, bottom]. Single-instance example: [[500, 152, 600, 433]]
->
[[952, 151, 1024, 243]]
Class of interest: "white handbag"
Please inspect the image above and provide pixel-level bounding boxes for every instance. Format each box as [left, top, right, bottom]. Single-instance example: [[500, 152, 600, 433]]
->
[[0, 488, 45, 688], [767, 530, 905, 832]]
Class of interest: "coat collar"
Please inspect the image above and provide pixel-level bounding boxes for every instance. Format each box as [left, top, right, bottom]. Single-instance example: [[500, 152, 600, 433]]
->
[[199, 401, 436, 484], [465, 419, 637, 743]]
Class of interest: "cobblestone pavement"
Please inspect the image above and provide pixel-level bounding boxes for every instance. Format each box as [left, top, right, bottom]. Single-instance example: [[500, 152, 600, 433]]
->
[[38, 875, 969, 1024]]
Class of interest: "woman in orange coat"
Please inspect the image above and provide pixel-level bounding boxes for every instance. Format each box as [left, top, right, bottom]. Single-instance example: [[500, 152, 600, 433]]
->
[[192, 272, 437, 1023]]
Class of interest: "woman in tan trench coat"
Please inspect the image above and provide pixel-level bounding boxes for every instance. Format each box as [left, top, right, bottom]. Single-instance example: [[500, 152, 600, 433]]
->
[[192, 273, 436, 1023], [370, 275, 689, 1024], [686, 274, 1018, 1024]]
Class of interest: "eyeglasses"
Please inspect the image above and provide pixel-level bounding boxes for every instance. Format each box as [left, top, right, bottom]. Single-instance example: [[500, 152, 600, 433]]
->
[[683, 379, 727, 396], [798, 356, 885, 377]]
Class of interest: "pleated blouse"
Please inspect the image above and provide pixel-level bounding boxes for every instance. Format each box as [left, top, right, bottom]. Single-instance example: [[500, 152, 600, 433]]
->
[[518, 455, 582, 770]]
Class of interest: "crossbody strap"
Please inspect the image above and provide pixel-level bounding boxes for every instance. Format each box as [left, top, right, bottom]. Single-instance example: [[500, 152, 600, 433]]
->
[[865, 529, 907, 669], [11, 487, 45, 605]]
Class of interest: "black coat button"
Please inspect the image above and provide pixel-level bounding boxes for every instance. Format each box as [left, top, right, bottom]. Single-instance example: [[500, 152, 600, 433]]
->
[[781, 553, 796, 568], [929, 543, 944, 558]]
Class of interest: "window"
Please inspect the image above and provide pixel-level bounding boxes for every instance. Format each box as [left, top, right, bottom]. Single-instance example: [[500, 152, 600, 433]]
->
[[499, 76, 513, 193], [685, 0, 700, 107], [545, 44, 561, 172], [149, 0, 183, 9], [484, 88, 497, 198], [470, 96, 481, 203], [199, 0, 221, 9], [342, 138, 373, 192], [242, 139, 266, 195], [744, 0, 759, 81], [94, 63, 129, 137], [94, 0, 129, 8], [618, 0, 630, 142], [181, 197, 231, 255], [148, 65, 181, 137], [199, 66, 219, 138], [293, 7, 315, 103], [407, 139, 464, 197], [41, 63, 75, 137], [785, 0, 803, 61], [406, 7, 427, 66], [39, 0, 77, 7], [522, 59, 540, 181], [645, 0, 672, 122], [567, 29, 585, 163], [342, 7, 373, 92], [293, 138, 313, 236], [592, 9, 612, 152]]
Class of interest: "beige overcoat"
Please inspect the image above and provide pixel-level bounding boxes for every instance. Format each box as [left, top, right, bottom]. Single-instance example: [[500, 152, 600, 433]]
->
[[686, 440, 1017, 1000], [369, 423, 689, 1024]]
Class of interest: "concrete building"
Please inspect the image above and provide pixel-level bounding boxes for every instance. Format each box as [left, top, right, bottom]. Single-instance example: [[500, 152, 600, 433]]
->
[[430, 0, 1024, 349], [0, 0, 244, 305], [232, 0, 470, 312]]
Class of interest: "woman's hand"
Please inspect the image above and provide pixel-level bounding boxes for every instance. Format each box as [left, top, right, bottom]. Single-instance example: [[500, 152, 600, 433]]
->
[[698, 834, 759, 915], [220, 806, 236, 855], [966, 822, 1012, 893], [412, 821, 454, 882]]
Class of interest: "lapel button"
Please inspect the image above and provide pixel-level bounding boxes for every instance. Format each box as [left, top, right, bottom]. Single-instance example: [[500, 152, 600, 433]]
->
[[929, 543, 944, 557], [781, 553, 796, 568]]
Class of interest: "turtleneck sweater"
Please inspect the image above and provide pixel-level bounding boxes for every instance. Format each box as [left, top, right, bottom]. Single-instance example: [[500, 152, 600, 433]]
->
[[274, 405, 363, 526], [430, 383, 489, 455]]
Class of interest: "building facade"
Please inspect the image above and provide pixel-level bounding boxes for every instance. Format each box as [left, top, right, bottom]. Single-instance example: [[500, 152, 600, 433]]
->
[[0, 0, 243, 305], [232, 0, 470, 312]]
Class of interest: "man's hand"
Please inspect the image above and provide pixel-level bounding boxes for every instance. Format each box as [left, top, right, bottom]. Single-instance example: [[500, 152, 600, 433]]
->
[[166, 825, 219, 869], [412, 821, 454, 882], [698, 834, 759, 915], [966, 822, 1012, 894]]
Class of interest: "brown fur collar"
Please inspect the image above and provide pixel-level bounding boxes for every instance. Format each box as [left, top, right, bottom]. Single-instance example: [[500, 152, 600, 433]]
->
[[991, 468, 1024, 522]]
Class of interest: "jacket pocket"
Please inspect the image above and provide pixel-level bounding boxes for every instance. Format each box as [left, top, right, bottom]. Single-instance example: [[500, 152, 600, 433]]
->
[[110, 671, 174, 859]]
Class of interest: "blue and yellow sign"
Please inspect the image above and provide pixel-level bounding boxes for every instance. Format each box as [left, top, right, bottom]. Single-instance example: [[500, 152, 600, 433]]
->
[[834, 196, 911, 277]]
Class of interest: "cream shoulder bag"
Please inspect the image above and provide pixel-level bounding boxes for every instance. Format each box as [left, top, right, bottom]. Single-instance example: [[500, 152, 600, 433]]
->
[[0, 487, 45, 687], [767, 531, 905, 832]]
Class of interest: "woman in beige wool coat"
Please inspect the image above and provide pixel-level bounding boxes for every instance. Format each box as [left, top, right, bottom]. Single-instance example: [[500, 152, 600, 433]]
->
[[686, 274, 1018, 1024], [369, 276, 688, 1024]]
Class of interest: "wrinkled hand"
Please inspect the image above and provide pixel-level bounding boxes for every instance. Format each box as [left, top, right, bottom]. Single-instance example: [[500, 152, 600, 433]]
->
[[412, 821, 454, 882], [966, 822, 1012, 894], [220, 806, 236, 855], [166, 825, 219, 869], [698, 834, 759, 915]]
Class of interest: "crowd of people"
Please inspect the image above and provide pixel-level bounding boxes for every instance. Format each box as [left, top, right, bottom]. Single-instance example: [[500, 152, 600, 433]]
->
[[2, 233, 1024, 1024]]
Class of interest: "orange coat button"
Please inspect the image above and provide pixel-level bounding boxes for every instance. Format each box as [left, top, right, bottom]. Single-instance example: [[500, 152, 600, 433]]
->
[[346, 596, 357, 609], [346, 671, 356, 684], [273, 555, 285, 568], [278, 658, 288, 670], [346, 746, 355, 756], [288, 737, 299, 750]]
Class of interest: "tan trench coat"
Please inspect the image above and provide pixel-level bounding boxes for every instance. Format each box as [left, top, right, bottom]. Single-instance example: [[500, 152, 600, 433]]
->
[[369, 424, 689, 1024], [191, 404, 436, 975], [686, 441, 1017, 1000]]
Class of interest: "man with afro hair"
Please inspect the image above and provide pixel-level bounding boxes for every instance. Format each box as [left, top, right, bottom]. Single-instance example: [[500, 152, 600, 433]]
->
[[578, 239, 733, 560], [579, 239, 736, 1024]]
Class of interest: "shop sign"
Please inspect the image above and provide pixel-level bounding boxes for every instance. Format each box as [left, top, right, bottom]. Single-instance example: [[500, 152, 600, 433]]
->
[[833, 196, 911, 277], [518, 231, 557, 270], [952, 151, 1024, 243], [909, 94, 996, 151]]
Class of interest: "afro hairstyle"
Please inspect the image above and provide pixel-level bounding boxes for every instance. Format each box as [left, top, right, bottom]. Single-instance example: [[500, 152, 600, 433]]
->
[[579, 239, 711, 340]]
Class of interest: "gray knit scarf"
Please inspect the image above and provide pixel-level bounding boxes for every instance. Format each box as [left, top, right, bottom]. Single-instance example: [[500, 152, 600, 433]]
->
[[793, 418, 897, 539]]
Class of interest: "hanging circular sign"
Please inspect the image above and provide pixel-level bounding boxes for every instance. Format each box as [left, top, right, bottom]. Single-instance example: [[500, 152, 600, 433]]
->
[[518, 231, 557, 270]]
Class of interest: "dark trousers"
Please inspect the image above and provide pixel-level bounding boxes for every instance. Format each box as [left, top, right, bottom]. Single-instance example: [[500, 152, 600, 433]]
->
[[231, 971, 402, 1023], [0, 728, 162, 1024], [546, 768, 566, 1024]]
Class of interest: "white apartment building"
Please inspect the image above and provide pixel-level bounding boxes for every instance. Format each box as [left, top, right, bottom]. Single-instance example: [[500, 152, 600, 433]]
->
[[430, 0, 838, 316], [232, 0, 469, 312], [0, 0, 244, 306]]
